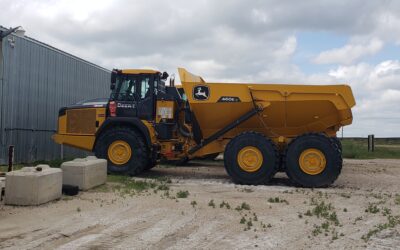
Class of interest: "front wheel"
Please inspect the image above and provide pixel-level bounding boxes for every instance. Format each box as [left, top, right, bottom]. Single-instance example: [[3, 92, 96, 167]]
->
[[95, 127, 149, 175]]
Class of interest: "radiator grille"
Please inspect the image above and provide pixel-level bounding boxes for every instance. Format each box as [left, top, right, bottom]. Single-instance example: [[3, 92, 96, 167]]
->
[[66, 109, 96, 134]]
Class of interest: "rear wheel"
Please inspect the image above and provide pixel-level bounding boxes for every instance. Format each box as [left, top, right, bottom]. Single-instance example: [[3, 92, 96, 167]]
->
[[285, 133, 342, 188], [95, 127, 149, 175], [330, 136, 342, 152], [224, 132, 278, 185]]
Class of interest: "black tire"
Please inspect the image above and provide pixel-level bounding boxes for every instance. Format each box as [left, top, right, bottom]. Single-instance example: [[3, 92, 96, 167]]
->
[[144, 159, 158, 171], [330, 136, 342, 152], [224, 132, 279, 185], [285, 133, 342, 188], [94, 127, 149, 176]]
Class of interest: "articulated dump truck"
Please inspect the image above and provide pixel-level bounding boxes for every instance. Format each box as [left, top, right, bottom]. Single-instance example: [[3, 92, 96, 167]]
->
[[53, 68, 355, 187]]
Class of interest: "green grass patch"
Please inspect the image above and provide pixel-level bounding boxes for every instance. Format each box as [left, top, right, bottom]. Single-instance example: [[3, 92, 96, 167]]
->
[[106, 175, 165, 196], [267, 197, 289, 204], [362, 215, 400, 241], [176, 190, 190, 198], [0, 164, 24, 172], [342, 138, 400, 159], [365, 203, 380, 214], [235, 202, 251, 211]]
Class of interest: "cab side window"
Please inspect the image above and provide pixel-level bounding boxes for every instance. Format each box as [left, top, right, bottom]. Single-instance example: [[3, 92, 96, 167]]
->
[[140, 77, 151, 99]]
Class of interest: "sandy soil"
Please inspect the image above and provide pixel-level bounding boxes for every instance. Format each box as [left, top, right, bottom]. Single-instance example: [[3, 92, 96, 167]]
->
[[1, 159, 400, 250]]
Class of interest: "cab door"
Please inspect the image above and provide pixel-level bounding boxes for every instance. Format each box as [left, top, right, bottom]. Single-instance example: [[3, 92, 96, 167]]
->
[[112, 75, 138, 117], [136, 75, 155, 120]]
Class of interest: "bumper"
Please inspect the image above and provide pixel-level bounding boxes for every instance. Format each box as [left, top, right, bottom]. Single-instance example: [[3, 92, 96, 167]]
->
[[52, 133, 96, 151]]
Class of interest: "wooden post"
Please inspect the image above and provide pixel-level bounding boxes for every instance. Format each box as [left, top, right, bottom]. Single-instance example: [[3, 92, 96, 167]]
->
[[7, 145, 14, 172], [368, 135, 374, 152]]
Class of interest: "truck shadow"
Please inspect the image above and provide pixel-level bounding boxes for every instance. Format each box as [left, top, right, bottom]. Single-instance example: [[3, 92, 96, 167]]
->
[[140, 160, 296, 187]]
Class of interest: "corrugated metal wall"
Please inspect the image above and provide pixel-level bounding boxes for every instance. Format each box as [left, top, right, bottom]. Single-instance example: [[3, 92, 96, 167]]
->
[[0, 31, 110, 164]]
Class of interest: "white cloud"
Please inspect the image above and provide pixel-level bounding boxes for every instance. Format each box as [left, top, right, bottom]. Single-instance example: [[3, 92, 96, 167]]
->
[[329, 60, 400, 91], [274, 35, 297, 58], [313, 38, 383, 65], [326, 60, 400, 137]]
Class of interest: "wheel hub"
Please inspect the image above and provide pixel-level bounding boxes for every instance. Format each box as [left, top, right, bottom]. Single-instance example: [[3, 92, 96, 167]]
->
[[108, 140, 132, 165], [299, 148, 326, 175], [237, 146, 263, 172]]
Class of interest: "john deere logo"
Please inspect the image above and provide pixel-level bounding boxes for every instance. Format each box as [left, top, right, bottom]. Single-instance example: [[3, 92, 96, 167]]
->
[[193, 85, 210, 100]]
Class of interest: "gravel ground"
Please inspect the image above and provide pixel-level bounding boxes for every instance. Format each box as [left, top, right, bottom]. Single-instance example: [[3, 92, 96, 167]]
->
[[1, 159, 400, 249]]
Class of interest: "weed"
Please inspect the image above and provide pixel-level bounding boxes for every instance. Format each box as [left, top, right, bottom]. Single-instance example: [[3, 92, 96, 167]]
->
[[157, 183, 169, 191], [382, 207, 392, 216], [313, 201, 333, 218], [343, 208, 347, 212], [361, 215, 400, 241], [235, 202, 251, 211], [321, 221, 329, 231], [76, 207, 81, 212], [220, 201, 231, 209], [253, 213, 258, 221], [176, 190, 189, 198], [312, 225, 322, 236], [328, 212, 339, 226], [107, 175, 159, 196], [268, 197, 289, 204], [240, 217, 246, 224], [191, 201, 197, 208], [365, 203, 380, 214], [208, 199, 216, 208]]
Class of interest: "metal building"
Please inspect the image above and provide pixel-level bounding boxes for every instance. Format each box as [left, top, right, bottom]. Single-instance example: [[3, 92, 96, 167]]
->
[[0, 26, 110, 164]]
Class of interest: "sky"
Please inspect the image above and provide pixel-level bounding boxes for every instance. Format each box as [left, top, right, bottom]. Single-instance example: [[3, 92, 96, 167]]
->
[[1, 0, 400, 137]]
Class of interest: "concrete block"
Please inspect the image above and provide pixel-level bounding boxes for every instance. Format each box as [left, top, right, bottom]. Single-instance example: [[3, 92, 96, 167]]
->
[[5, 165, 62, 206], [61, 156, 107, 190]]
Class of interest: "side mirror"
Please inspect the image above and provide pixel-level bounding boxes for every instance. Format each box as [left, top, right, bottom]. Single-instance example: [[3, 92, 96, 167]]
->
[[110, 70, 117, 90], [161, 71, 169, 80]]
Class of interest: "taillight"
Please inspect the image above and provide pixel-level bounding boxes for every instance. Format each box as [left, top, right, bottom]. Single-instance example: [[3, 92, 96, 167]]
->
[[109, 101, 117, 117]]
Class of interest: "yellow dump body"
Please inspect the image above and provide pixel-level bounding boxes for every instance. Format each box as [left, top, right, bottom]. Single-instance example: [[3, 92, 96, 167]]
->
[[178, 68, 355, 140]]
